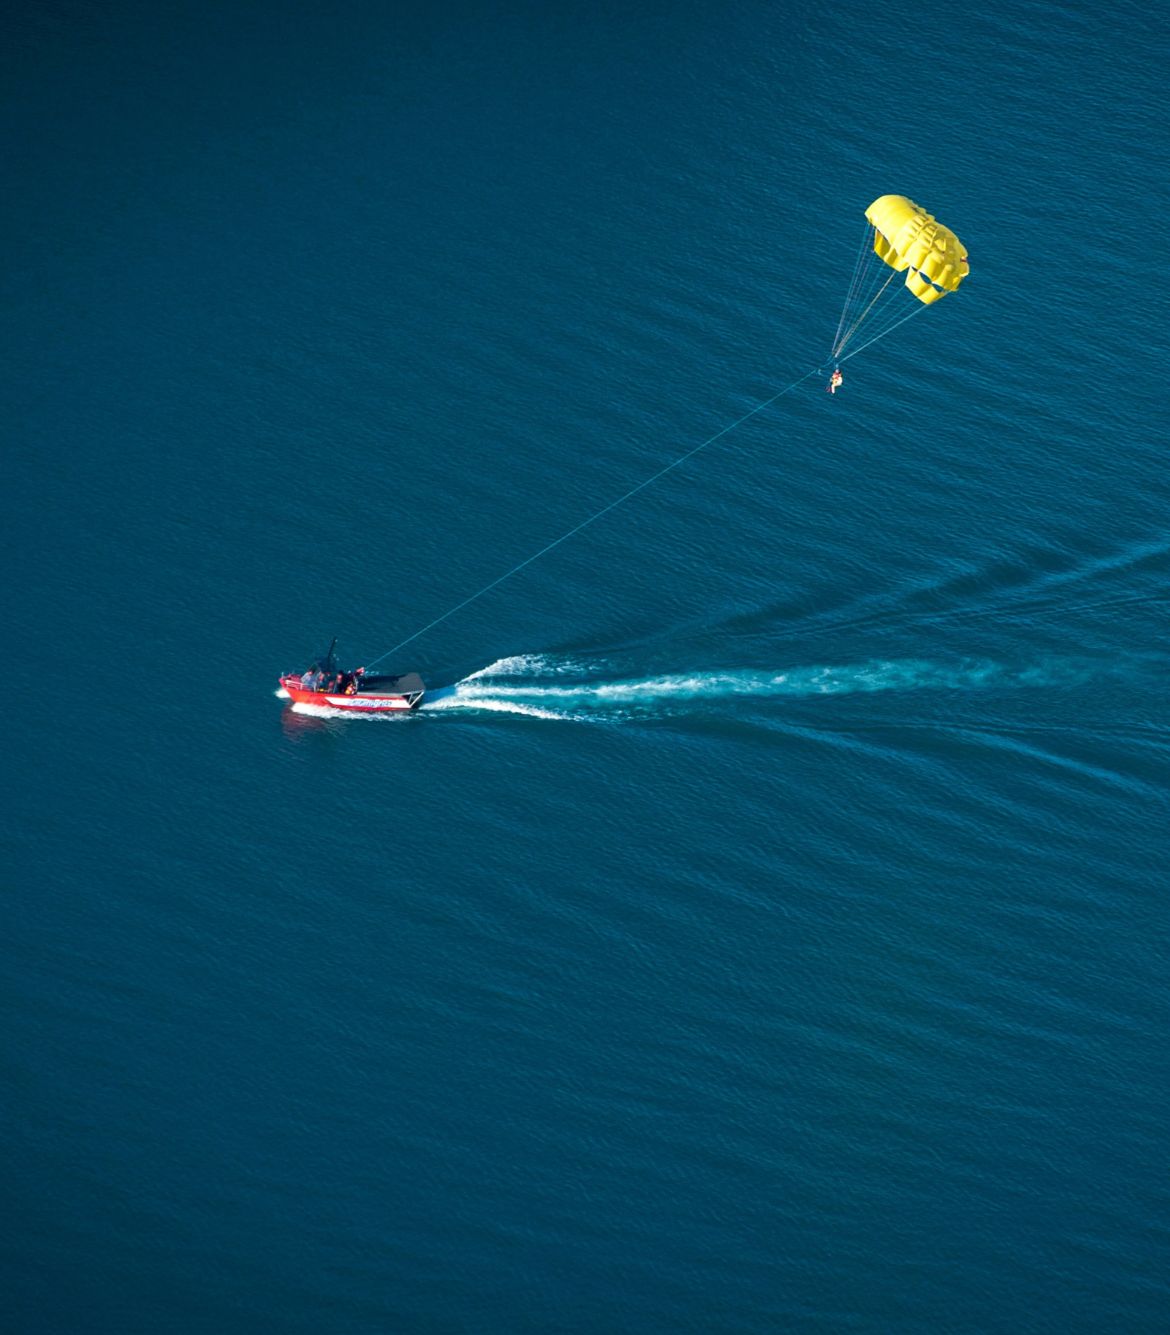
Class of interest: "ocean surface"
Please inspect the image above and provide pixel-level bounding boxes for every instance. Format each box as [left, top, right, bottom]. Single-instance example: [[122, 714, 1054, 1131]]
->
[[5, 1, 1170, 1330]]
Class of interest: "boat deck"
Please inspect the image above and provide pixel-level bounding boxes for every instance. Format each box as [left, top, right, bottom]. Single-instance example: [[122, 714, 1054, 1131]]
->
[[358, 672, 424, 696]]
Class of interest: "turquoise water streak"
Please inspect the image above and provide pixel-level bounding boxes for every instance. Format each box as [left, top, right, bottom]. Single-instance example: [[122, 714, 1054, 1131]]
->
[[5, 1, 1170, 1331]]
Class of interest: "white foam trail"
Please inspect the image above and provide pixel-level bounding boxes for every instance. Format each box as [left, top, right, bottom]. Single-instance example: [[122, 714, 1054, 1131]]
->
[[275, 688, 290, 699], [434, 654, 585, 717], [426, 694, 566, 720], [435, 655, 1088, 720], [461, 654, 582, 681]]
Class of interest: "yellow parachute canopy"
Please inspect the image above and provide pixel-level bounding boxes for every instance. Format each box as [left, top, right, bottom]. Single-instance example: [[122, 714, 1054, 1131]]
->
[[865, 195, 969, 306]]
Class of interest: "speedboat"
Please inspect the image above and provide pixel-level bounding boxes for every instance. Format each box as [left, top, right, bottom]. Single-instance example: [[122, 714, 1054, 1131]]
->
[[278, 640, 424, 713]]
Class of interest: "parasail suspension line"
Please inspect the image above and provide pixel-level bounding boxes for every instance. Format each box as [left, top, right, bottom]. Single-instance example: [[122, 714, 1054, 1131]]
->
[[834, 268, 897, 359], [830, 223, 876, 357], [839, 302, 927, 363], [364, 366, 823, 668]]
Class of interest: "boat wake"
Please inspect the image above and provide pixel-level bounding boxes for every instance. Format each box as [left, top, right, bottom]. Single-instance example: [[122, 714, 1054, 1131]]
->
[[423, 653, 1093, 722]]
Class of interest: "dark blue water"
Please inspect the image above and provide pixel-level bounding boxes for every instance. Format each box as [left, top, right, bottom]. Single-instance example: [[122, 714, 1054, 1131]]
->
[[6, 1, 1170, 1330]]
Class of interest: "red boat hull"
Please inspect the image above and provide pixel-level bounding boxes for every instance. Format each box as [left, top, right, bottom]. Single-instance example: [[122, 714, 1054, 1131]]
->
[[278, 675, 423, 713]]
